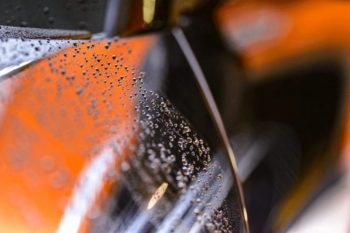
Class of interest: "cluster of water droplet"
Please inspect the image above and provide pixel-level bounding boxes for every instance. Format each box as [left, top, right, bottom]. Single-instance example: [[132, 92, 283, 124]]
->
[[108, 69, 237, 232], [0, 38, 72, 69], [205, 209, 234, 233], [62, 38, 236, 232], [0, 32, 240, 232]]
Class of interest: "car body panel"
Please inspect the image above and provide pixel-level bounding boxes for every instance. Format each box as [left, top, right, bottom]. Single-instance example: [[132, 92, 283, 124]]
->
[[0, 35, 156, 232]]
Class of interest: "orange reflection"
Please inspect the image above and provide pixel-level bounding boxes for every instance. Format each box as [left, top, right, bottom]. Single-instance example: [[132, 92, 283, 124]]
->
[[0, 35, 155, 232]]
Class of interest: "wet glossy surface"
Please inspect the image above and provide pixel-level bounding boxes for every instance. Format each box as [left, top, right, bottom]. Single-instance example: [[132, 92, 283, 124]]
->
[[0, 31, 245, 232]]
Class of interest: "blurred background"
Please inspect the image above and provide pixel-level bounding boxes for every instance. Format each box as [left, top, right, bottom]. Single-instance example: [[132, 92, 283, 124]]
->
[[0, 0, 349, 232]]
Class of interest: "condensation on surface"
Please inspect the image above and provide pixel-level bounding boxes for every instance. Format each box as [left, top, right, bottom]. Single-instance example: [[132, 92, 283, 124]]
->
[[0, 32, 242, 232], [0, 38, 75, 69], [83, 61, 242, 232], [0, 35, 151, 232]]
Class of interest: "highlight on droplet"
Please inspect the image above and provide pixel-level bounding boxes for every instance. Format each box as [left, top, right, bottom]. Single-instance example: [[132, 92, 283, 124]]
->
[[147, 182, 168, 210]]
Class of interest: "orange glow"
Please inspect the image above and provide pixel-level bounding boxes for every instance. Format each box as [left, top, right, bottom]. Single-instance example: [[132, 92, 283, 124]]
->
[[0, 35, 155, 232]]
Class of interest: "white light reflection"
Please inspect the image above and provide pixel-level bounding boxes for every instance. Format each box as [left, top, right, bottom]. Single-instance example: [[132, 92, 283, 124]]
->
[[0, 60, 32, 79], [147, 182, 168, 210], [56, 147, 115, 233]]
